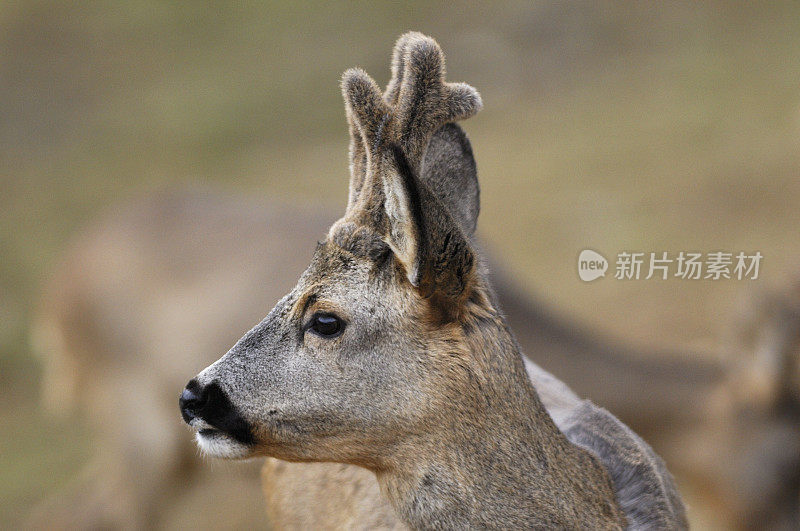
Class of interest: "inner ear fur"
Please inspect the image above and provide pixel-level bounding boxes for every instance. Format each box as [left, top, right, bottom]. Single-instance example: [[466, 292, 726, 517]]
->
[[388, 144, 476, 310]]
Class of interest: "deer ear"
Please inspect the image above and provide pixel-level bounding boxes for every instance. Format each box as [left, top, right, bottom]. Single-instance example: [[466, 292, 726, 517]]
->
[[386, 144, 476, 304], [420, 123, 480, 237], [382, 144, 424, 287]]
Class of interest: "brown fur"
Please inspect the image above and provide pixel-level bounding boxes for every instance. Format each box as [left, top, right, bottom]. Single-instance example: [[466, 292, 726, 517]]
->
[[179, 33, 690, 529], [31, 33, 799, 531]]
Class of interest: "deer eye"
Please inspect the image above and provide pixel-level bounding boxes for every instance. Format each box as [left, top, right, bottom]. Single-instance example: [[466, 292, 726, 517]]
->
[[308, 313, 345, 338]]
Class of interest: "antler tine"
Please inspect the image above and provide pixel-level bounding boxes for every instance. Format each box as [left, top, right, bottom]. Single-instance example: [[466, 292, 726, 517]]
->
[[341, 68, 391, 210], [343, 97, 366, 210], [383, 32, 417, 106], [341, 34, 481, 214], [393, 33, 482, 169], [342, 68, 390, 210]]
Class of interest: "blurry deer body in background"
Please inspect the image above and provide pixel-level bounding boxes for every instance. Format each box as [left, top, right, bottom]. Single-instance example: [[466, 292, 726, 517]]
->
[[29, 192, 334, 530], [707, 284, 800, 529], [31, 41, 798, 531], [179, 32, 685, 529]]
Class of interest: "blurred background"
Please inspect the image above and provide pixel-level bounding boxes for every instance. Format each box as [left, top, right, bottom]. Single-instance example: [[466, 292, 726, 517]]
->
[[3, 1, 800, 529]]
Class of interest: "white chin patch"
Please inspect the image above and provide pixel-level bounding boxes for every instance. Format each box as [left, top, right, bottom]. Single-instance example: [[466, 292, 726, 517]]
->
[[195, 429, 252, 459]]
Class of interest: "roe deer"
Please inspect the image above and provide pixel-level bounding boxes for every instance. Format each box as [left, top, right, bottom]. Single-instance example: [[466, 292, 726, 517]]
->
[[31, 42, 799, 531], [179, 32, 686, 529]]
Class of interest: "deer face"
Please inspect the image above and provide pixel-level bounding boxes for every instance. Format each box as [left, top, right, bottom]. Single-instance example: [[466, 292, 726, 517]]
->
[[180, 32, 484, 465], [182, 226, 437, 462]]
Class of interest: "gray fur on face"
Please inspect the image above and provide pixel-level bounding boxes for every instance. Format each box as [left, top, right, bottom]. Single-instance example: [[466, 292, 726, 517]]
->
[[197, 238, 441, 466]]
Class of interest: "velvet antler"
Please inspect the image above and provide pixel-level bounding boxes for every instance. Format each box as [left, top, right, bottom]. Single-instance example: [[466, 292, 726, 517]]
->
[[342, 32, 482, 212]]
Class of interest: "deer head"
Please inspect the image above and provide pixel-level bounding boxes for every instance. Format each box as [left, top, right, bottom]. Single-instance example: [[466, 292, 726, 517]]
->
[[179, 32, 500, 465]]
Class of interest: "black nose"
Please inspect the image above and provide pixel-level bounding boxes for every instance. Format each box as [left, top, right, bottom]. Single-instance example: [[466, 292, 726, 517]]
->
[[178, 379, 255, 444], [179, 378, 207, 423]]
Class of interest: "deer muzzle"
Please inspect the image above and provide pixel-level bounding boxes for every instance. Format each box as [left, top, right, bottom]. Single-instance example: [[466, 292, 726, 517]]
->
[[179, 378, 255, 446]]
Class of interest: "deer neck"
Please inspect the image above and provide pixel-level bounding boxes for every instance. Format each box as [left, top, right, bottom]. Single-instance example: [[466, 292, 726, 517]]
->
[[374, 300, 626, 529]]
